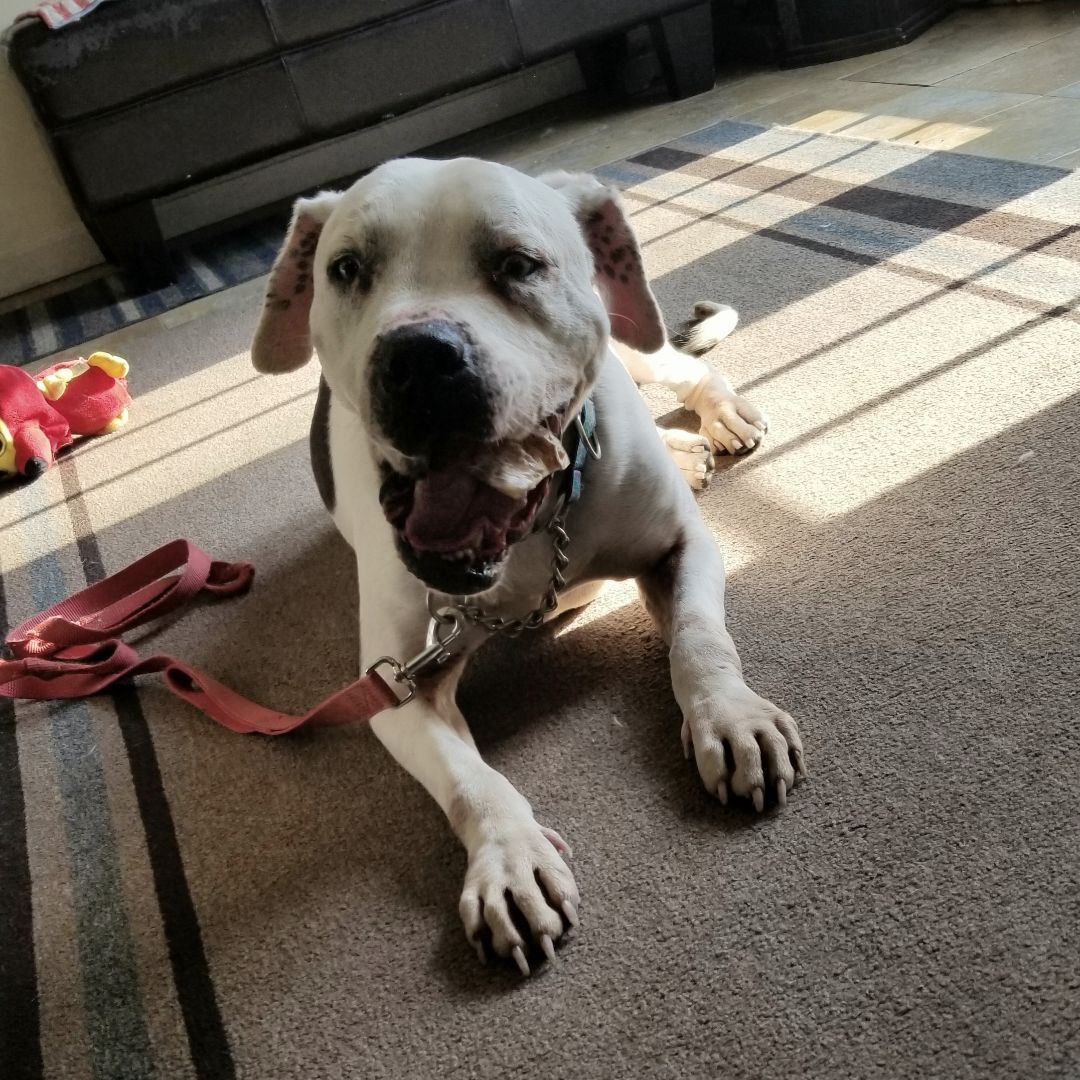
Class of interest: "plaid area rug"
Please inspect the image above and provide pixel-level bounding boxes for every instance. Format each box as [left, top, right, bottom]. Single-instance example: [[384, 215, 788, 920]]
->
[[4, 118, 1077, 366], [1, 217, 287, 366], [2, 121, 1079, 1080]]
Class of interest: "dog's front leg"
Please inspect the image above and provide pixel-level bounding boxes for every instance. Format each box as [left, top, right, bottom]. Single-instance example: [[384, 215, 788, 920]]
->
[[357, 557, 578, 972], [638, 528, 805, 810]]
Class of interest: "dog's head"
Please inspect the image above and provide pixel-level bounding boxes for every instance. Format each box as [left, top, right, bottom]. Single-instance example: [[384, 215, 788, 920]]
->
[[252, 157, 663, 594]]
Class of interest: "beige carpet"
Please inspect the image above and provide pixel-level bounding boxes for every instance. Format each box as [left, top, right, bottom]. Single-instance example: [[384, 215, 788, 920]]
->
[[2, 121, 1079, 1080]]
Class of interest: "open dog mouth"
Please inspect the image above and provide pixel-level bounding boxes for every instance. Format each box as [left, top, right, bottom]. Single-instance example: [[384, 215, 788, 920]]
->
[[378, 412, 570, 594]]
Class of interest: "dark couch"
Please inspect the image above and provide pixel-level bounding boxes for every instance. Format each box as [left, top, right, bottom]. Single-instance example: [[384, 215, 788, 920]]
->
[[6, 0, 716, 280], [722, 0, 956, 66]]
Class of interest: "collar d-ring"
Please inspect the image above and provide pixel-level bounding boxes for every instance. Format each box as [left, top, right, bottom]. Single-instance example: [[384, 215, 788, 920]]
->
[[575, 402, 601, 461]]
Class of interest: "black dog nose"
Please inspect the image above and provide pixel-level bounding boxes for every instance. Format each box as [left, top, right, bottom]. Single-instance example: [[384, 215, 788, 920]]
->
[[371, 319, 491, 456], [377, 320, 466, 389]]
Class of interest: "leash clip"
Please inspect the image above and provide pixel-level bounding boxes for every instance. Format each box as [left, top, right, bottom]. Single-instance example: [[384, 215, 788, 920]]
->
[[365, 607, 468, 708]]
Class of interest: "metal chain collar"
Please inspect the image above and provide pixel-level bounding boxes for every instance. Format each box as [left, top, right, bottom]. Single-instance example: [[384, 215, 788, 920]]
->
[[455, 495, 571, 636]]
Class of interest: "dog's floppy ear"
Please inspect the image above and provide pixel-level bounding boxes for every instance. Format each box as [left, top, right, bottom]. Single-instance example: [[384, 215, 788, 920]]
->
[[252, 191, 341, 374], [539, 170, 665, 353]]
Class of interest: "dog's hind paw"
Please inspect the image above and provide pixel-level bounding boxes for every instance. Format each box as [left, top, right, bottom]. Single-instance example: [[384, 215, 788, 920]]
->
[[659, 427, 715, 490], [685, 374, 769, 456]]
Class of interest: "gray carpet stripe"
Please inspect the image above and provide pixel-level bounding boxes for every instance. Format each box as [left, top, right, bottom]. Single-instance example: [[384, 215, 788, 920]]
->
[[19, 487, 155, 1080], [46, 695, 157, 1080], [59, 460, 237, 1080], [0, 571, 44, 1080]]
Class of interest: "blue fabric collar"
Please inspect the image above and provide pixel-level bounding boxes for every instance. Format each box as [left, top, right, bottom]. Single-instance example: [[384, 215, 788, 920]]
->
[[565, 396, 599, 506]]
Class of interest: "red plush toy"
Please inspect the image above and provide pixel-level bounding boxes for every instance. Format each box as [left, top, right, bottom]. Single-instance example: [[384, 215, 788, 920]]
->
[[36, 352, 132, 436], [0, 352, 131, 481], [0, 366, 71, 480]]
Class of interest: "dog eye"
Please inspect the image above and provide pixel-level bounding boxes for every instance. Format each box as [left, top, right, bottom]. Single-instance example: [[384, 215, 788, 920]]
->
[[328, 253, 364, 285], [497, 251, 542, 281]]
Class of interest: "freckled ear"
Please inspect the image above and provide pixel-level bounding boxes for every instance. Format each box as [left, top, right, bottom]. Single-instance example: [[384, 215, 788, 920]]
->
[[538, 170, 665, 354], [251, 191, 340, 374]]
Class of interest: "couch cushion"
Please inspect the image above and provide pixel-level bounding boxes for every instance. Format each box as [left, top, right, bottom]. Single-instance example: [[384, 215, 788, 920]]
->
[[8, 0, 279, 125], [509, 0, 699, 60], [261, 0, 434, 49], [286, 0, 522, 136], [54, 62, 306, 207]]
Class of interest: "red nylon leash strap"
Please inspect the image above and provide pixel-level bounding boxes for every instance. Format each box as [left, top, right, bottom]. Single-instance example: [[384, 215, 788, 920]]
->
[[0, 539, 401, 735]]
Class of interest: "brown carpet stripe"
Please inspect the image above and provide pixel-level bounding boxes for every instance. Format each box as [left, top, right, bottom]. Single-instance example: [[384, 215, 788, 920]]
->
[[737, 223, 1080, 395], [622, 187, 1080, 327], [739, 299, 1077, 473], [629, 145, 1080, 259]]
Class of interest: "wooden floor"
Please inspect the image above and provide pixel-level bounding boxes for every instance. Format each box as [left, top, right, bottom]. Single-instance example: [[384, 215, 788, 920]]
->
[[460, 0, 1080, 173], [10, 0, 1080, 332]]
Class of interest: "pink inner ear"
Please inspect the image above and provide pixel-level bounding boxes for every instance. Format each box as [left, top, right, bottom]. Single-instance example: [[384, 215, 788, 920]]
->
[[584, 201, 665, 353], [252, 213, 322, 373]]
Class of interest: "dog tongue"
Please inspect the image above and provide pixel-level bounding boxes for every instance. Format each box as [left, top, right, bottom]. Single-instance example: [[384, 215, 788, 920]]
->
[[405, 467, 522, 553]]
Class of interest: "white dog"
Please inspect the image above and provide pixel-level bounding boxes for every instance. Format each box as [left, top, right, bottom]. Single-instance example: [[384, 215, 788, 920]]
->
[[251, 158, 804, 975]]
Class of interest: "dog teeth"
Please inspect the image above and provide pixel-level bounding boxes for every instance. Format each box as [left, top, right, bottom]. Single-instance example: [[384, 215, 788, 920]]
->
[[444, 548, 476, 562], [440, 546, 513, 564]]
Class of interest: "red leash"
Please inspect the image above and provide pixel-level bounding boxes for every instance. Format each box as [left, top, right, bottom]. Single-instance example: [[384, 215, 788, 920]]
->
[[0, 539, 404, 734]]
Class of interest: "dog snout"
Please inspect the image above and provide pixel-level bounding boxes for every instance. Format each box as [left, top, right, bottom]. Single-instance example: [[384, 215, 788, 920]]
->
[[371, 319, 491, 455]]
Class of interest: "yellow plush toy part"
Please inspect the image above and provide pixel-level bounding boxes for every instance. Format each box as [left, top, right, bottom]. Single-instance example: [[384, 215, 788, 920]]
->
[[36, 351, 130, 401], [0, 418, 16, 476], [31, 350, 133, 439]]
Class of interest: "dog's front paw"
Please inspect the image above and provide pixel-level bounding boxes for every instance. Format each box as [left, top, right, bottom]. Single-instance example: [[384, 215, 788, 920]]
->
[[685, 374, 769, 456], [682, 678, 805, 811], [459, 821, 580, 975], [658, 427, 715, 490]]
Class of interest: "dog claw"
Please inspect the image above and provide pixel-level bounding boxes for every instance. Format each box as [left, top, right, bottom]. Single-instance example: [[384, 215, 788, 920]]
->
[[561, 900, 580, 928], [776, 778, 787, 807], [793, 750, 808, 780], [540, 826, 572, 857], [751, 787, 764, 813], [512, 945, 530, 976], [540, 934, 557, 964], [474, 940, 487, 966], [716, 780, 729, 805]]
